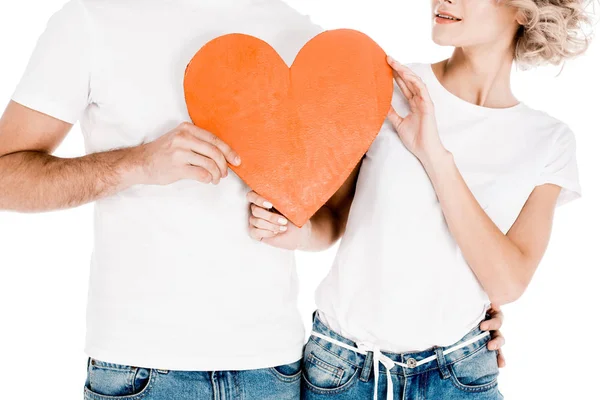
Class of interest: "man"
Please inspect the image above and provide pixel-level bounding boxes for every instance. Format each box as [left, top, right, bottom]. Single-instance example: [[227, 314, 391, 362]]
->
[[0, 0, 504, 398]]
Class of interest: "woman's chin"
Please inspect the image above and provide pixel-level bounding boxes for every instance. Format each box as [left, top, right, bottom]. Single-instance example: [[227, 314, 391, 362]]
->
[[431, 33, 457, 47]]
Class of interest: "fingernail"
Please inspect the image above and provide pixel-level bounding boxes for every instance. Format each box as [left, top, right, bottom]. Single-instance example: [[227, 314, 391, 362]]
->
[[234, 156, 241, 166], [387, 55, 397, 64], [280, 226, 287, 232], [490, 344, 497, 350], [278, 218, 288, 225], [264, 201, 273, 209]]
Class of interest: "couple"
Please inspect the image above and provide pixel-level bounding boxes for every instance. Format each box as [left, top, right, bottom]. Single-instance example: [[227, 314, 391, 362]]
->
[[0, 0, 588, 399]]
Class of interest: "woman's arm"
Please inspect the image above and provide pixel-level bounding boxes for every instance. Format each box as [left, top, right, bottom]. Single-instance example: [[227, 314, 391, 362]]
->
[[422, 150, 560, 305], [247, 162, 361, 251], [387, 58, 562, 305]]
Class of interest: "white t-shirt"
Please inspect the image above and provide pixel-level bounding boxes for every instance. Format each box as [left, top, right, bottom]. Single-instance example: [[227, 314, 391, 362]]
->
[[12, 0, 322, 371], [316, 63, 582, 353]]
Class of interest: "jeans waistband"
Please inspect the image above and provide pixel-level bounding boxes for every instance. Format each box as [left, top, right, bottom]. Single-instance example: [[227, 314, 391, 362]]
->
[[310, 311, 491, 378]]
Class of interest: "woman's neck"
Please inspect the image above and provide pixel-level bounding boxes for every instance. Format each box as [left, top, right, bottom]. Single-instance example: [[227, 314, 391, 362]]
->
[[431, 46, 519, 109]]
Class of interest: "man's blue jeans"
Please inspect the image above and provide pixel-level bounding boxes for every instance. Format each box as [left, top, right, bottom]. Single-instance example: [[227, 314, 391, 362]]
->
[[83, 357, 302, 400]]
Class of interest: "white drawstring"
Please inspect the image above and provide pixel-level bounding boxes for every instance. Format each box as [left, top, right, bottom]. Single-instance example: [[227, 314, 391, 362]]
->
[[310, 331, 490, 400], [357, 342, 395, 400]]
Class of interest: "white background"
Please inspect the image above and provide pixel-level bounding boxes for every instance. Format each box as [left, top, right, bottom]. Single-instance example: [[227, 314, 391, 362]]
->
[[0, 1, 598, 399]]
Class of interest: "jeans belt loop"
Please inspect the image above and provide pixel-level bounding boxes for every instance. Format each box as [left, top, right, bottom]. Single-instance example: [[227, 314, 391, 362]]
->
[[435, 347, 451, 379], [360, 350, 374, 382]]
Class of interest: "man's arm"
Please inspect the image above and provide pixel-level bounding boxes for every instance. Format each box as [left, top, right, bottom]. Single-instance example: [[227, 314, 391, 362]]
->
[[0, 101, 241, 212]]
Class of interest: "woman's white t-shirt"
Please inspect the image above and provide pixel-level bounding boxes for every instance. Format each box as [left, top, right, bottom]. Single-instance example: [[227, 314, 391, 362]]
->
[[316, 63, 582, 353]]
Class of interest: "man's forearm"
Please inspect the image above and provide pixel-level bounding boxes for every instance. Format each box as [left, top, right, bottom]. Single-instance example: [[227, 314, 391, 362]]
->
[[0, 147, 142, 212]]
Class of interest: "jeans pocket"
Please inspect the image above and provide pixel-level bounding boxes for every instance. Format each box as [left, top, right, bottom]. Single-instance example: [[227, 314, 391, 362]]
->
[[84, 357, 154, 399], [449, 345, 499, 393], [301, 338, 358, 394], [270, 359, 303, 382]]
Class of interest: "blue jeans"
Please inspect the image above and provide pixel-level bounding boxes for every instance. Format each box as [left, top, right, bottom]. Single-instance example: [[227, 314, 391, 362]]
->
[[301, 313, 503, 399], [83, 357, 302, 400]]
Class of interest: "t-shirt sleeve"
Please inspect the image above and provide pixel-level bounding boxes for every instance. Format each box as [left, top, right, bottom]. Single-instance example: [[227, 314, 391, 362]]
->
[[11, 0, 92, 124], [535, 125, 582, 207]]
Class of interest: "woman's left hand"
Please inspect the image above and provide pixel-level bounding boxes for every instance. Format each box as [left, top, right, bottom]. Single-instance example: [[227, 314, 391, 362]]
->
[[386, 57, 448, 165], [480, 304, 507, 368]]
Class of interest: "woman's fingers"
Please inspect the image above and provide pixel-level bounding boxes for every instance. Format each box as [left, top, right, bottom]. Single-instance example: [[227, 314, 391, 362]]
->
[[394, 72, 414, 101], [249, 226, 278, 241], [401, 72, 433, 107], [250, 216, 287, 234], [387, 56, 434, 112], [392, 69, 414, 98], [387, 107, 404, 130], [388, 57, 415, 99], [251, 204, 288, 227], [246, 191, 274, 209], [247, 191, 289, 236]]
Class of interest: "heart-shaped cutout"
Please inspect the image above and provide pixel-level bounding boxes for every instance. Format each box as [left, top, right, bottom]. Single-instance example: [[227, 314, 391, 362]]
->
[[184, 29, 393, 226]]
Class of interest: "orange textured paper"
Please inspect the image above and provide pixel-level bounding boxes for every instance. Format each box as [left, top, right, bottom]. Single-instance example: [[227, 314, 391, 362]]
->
[[184, 29, 393, 226]]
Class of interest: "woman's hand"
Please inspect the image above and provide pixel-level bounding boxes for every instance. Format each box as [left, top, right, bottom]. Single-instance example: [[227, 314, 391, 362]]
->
[[247, 191, 311, 250], [480, 304, 507, 368], [386, 57, 449, 165]]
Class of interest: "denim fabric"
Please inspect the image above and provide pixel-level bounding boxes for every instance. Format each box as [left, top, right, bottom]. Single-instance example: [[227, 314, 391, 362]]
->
[[83, 357, 302, 400], [301, 313, 503, 400]]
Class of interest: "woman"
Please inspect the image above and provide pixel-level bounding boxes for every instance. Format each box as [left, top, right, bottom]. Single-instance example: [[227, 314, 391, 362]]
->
[[247, 0, 591, 398]]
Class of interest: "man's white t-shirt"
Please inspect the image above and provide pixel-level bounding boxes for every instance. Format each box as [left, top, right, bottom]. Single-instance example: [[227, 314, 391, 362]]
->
[[12, 0, 322, 371], [317, 63, 582, 353]]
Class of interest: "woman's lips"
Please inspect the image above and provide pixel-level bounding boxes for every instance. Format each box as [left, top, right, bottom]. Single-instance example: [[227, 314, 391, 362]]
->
[[434, 15, 462, 24]]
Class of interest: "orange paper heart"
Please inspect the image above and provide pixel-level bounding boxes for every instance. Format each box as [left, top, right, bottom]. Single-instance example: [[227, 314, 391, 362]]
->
[[184, 29, 393, 226]]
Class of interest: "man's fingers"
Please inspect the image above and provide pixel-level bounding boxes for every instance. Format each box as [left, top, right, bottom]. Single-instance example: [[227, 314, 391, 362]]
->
[[251, 204, 288, 226], [185, 138, 228, 178], [487, 304, 504, 320], [480, 318, 502, 332], [497, 349, 506, 368], [187, 152, 222, 184], [183, 122, 241, 166], [183, 165, 213, 184], [246, 191, 275, 210], [487, 334, 505, 351]]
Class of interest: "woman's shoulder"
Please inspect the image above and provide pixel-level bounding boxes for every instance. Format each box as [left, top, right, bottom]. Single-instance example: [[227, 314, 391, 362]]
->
[[403, 62, 432, 77], [516, 103, 574, 140]]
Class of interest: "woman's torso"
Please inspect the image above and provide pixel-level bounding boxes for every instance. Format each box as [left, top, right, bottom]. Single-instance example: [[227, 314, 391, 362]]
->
[[316, 62, 576, 353]]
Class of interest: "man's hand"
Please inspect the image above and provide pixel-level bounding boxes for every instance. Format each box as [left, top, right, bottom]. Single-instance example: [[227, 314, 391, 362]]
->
[[0, 101, 242, 212], [480, 304, 507, 368], [135, 122, 241, 186]]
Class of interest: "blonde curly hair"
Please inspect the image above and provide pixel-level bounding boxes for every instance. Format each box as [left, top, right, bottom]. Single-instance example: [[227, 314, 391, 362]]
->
[[505, 0, 595, 67]]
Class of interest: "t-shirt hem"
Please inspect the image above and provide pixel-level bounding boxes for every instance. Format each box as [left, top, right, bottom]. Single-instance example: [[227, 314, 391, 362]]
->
[[83, 345, 304, 372], [316, 306, 489, 354], [11, 94, 81, 124], [535, 175, 582, 207]]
